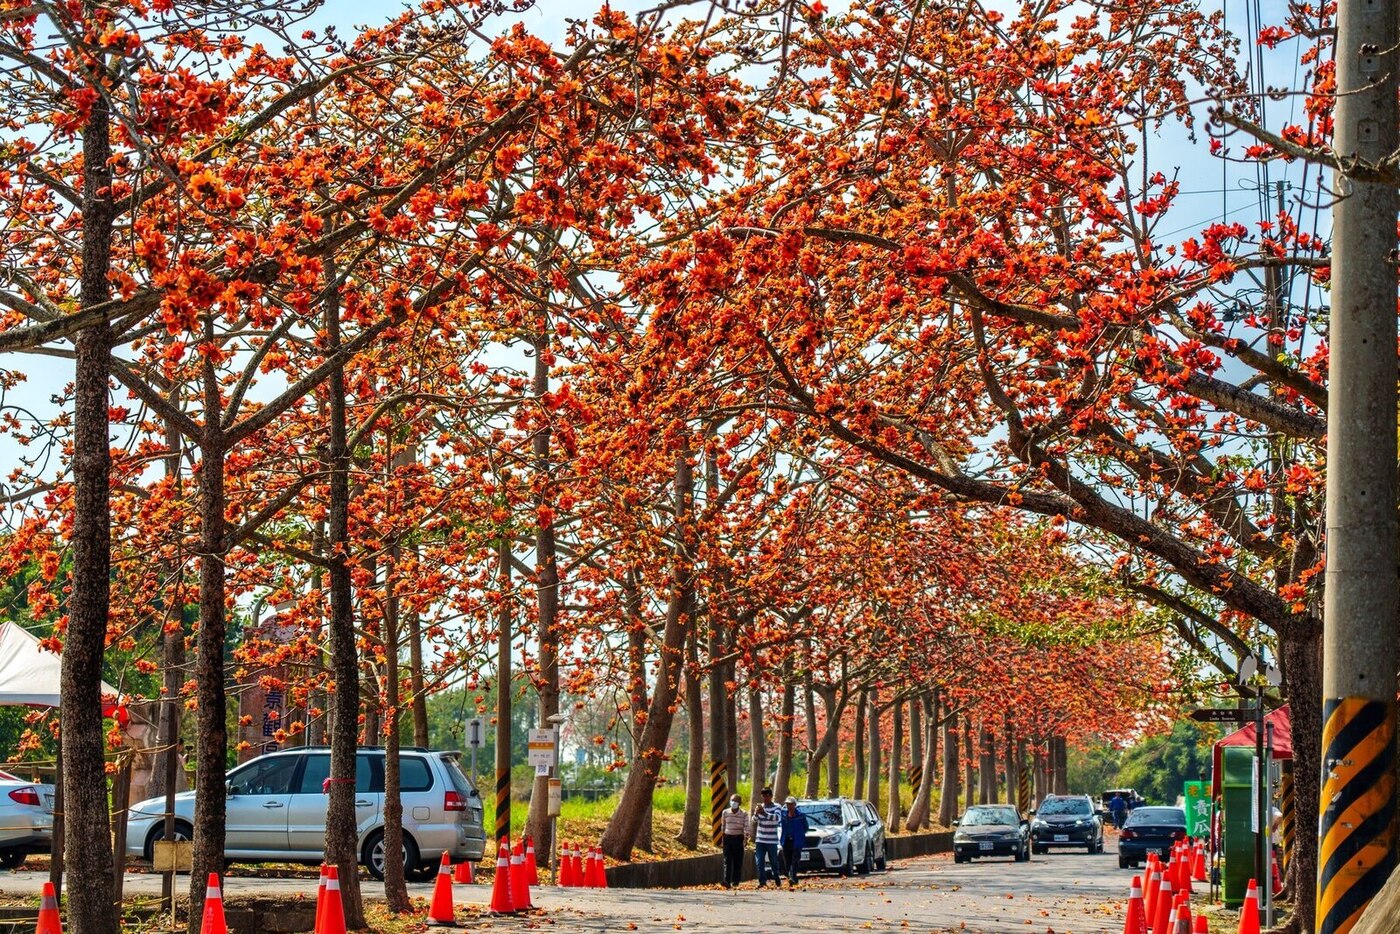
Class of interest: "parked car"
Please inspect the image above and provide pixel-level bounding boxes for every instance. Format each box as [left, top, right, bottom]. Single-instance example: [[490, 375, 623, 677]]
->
[[1030, 794, 1104, 854], [126, 747, 486, 880], [1117, 806, 1187, 869], [952, 804, 1030, 863], [0, 771, 53, 869], [853, 800, 889, 870], [794, 798, 876, 876]]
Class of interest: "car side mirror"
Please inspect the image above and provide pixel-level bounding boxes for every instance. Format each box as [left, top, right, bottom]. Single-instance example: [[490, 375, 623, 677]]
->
[[951, 820, 959, 826], [848, 820, 861, 829], [225, 780, 235, 797]]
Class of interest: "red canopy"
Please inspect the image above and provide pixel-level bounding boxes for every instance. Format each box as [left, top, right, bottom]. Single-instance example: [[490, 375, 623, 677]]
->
[[1211, 704, 1292, 797]]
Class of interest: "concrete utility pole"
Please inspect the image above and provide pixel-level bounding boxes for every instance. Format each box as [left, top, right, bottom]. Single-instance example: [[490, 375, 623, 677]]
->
[[1318, 2, 1399, 932]]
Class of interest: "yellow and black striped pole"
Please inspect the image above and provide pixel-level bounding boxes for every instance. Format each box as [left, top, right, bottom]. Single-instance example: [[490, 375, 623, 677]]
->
[[1317, 698, 1395, 934], [495, 766, 512, 845], [709, 761, 728, 846], [909, 764, 923, 801], [1278, 762, 1294, 870], [1018, 763, 1032, 814]]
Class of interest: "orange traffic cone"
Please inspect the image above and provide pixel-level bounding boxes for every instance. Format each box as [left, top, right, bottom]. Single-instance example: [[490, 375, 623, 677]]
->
[[313, 865, 327, 934], [557, 842, 571, 887], [1151, 878, 1174, 934], [1193, 916, 1209, 934], [525, 837, 539, 887], [582, 846, 597, 888], [489, 842, 516, 914], [321, 866, 347, 934], [427, 852, 455, 926], [1122, 875, 1147, 934], [1237, 878, 1261, 934], [1144, 868, 1162, 927], [1174, 893, 1191, 932], [1178, 856, 1193, 896], [511, 842, 533, 910], [35, 881, 61, 934], [1191, 843, 1206, 883], [201, 874, 229, 934], [453, 858, 475, 884], [595, 845, 608, 889], [570, 842, 585, 887]]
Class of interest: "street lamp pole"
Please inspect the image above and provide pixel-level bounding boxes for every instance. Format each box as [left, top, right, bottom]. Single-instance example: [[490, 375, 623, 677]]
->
[[547, 713, 567, 885]]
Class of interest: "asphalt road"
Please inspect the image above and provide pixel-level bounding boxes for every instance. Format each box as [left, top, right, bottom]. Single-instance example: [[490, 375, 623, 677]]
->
[[0, 841, 1144, 933]]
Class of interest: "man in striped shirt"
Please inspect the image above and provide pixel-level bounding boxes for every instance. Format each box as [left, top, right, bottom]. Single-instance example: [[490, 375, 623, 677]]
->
[[750, 787, 783, 887]]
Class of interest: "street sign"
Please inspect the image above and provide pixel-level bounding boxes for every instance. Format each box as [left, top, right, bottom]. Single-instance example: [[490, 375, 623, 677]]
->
[[1183, 780, 1212, 839], [466, 717, 485, 748], [1189, 707, 1255, 723], [528, 728, 557, 768], [547, 778, 562, 817]]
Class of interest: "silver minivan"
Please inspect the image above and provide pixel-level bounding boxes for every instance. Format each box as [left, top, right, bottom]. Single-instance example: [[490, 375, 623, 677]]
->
[[125, 747, 486, 880]]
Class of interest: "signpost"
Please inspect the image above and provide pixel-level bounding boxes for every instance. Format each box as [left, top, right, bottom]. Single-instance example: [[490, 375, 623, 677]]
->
[[1189, 707, 1254, 723], [1183, 780, 1211, 840], [528, 728, 557, 771], [466, 716, 484, 790]]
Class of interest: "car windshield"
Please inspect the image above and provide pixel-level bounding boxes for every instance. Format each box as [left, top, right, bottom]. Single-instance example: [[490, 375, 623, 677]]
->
[[961, 808, 1018, 827], [1125, 808, 1186, 826], [1038, 798, 1091, 816], [798, 803, 843, 827]]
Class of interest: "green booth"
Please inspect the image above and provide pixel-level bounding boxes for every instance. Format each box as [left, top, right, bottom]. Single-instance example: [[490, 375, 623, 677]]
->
[[1218, 746, 1256, 906]]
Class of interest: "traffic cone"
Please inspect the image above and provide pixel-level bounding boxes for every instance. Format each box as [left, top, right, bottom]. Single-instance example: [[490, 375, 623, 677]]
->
[[1122, 876, 1147, 934], [427, 852, 455, 926], [453, 859, 475, 884], [35, 881, 61, 934], [1271, 856, 1282, 895], [557, 842, 572, 886], [583, 846, 598, 888], [568, 841, 584, 887], [1193, 916, 1209, 934], [1174, 893, 1191, 932], [488, 841, 516, 914], [1237, 878, 1261, 934], [1144, 868, 1162, 928], [595, 845, 608, 889], [201, 873, 228, 934], [321, 866, 346, 934], [1191, 842, 1206, 883], [525, 836, 539, 887], [1178, 856, 1193, 896], [313, 865, 327, 934], [1151, 877, 1174, 934], [511, 842, 533, 910]]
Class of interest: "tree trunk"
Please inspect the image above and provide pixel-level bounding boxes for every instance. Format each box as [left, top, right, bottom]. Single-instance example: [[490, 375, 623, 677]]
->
[[937, 711, 959, 827], [1003, 725, 1016, 809], [601, 450, 694, 860], [623, 576, 653, 853], [1053, 735, 1069, 795], [707, 625, 728, 845], [906, 693, 938, 831], [962, 716, 976, 811], [527, 320, 561, 860], [677, 635, 702, 851], [865, 691, 881, 816], [381, 543, 411, 913], [773, 664, 795, 801], [324, 279, 365, 928], [979, 726, 996, 804], [725, 682, 740, 810], [885, 698, 903, 832], [66, 85, 116, 934], [1280, 622, 1322, 932], [749, 685, 767, 805], [803, 671, 821, 797], [909, 696, 923, 811], [493, 538, 512, 847], [853, 689, 867, 801]]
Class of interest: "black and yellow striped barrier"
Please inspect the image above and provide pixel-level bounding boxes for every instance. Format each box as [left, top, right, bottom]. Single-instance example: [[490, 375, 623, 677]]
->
[[495, 766, 511, 844], [909, 765, 923, 799], [1279, 762, 1294, 870], [709, 760, 728, 846], [1317, 697, 1396, 934], [1018, 766, 1032, 813]]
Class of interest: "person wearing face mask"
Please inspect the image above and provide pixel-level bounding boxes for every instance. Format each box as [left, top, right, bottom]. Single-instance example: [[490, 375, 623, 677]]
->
[[720, 793, 750, 889]]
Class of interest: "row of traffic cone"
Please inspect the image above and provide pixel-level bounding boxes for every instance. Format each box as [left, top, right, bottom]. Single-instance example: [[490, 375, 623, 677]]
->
[[558, 841, 609, 888], [36, 874, 239, 934], [484, 840, 540, 915], [1121, 871, 1265, 934]]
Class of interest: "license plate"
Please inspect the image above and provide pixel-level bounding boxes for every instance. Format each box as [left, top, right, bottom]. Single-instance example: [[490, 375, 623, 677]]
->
[[1054, 834, 1069, 842], [804, 850, 817, 861], [978, 842, 993, 851]]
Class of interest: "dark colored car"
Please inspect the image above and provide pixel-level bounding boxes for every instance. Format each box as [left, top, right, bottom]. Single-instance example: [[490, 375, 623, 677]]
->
[[952, 804, 1030, 863], [1030, 794, 1104, 854], [1118, 806, 1187, 869]]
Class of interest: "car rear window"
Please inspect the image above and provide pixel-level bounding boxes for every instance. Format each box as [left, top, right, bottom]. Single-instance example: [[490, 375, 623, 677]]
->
[[440, 755, 476, 796], [1125, 808, 1186, 826]]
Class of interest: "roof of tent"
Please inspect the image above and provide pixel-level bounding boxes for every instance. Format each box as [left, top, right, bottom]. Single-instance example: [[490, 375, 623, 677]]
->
[[0, 621, 118, 707], [1211, 704, 1292, 798]]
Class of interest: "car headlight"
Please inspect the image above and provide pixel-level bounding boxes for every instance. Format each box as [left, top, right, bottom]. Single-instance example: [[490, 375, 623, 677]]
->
[[1031, 820, 1047, 830], [953, 832, 970, 843], [828, 832, 845, 846]]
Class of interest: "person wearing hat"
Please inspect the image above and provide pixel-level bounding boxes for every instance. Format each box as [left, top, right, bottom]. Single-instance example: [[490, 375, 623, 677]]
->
[[750, 787, 783, 887], [779, 795, 810, 887], [720, 793, 750, 889]]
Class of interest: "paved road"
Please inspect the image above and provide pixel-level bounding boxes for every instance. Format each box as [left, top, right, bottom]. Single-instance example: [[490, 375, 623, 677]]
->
[[0, 843, 1144, 933]]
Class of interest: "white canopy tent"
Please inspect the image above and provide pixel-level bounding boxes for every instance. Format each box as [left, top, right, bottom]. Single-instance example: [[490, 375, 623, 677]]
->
[[0, 621, 119, 707]]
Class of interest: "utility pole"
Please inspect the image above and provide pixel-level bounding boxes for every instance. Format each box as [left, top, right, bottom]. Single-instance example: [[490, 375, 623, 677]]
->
[[495, 534, 513, 848], [1318, 2, 1399, 933]]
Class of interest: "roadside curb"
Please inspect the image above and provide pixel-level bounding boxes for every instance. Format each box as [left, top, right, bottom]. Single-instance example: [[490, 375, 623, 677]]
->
[[604, 831, 954, 889]]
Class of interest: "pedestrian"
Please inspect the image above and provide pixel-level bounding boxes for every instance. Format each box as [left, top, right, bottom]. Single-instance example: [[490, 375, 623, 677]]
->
[[1109, 793, 1127, 830], [751, 787, 783, 887], [721, 794, 749, 889], [779, 795, 809, 888]]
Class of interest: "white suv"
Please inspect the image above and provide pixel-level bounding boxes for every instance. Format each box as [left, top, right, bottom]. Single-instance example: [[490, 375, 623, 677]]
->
[[125, 747, 486, 880], [795, 798, 877, 876]]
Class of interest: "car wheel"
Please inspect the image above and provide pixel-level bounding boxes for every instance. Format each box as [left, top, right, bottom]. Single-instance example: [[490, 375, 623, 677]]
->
[[363, 829, 421, 882], [0, 849, 24, 870], [1032, 844, 1045, 855], [839, 846, 853, 877], [858, 846, 874, 875], [1017, 842, 1030, 863], [876, 851, 887, 872], [144, 819, 195, 866], [1118, 854, 1131, 869], [953, 853, 966, 864]]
